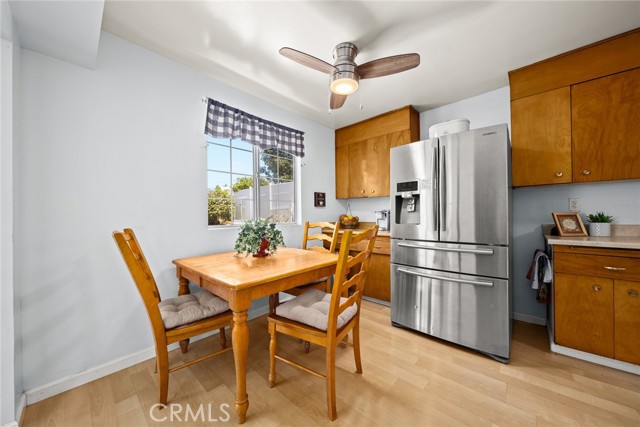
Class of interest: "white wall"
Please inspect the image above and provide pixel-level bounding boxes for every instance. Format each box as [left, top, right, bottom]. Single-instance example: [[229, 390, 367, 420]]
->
[[16, 31, 341, 396], [1, 0, 22, 423], [0, 37, 16, 427]]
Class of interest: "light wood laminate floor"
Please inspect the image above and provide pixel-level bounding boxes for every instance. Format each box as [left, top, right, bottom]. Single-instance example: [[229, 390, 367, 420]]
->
[[22, 301, 640, 426]]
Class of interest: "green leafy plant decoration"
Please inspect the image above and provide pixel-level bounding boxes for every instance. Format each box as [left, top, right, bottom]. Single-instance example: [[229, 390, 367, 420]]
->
[[587, 212, 614, 223], [234, 219, 285, 256]]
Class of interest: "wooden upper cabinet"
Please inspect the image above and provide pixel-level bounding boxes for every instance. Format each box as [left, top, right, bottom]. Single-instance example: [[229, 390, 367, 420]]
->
[[509, 28, 640, 187], [572, 68, 640, 183], [511, 88, 572, 186], [347, 140, 368, 198], [335, 146, 349, 199], [335, 107, 419, 199]]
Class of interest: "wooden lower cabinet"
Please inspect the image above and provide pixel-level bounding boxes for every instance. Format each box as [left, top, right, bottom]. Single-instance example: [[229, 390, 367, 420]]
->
[[553, 245, 640, 365], [614, 280, 640, 365], [362, 253, 390, 302], [554, 273, 614, 358]]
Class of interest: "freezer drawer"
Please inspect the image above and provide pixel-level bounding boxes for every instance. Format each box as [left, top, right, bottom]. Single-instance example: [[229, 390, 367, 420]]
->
[[391, 239, 509, 279], [391, 264, 511, 360]]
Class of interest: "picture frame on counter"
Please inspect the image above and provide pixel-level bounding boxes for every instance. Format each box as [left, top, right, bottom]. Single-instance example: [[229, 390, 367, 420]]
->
[[552, 212, 588, 237]]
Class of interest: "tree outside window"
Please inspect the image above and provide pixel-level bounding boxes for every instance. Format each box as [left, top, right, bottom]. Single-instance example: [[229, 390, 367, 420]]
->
[[207, 139, 296, 226]]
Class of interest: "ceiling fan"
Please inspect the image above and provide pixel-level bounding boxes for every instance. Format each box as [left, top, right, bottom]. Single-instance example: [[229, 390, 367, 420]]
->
[[279, 42, 420, 110]]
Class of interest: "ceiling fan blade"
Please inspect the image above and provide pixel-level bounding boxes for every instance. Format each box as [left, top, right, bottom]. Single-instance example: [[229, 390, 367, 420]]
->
[[279, 47, 338, 74], [356, 53, 420, 79], [330, 92, 348, 110]]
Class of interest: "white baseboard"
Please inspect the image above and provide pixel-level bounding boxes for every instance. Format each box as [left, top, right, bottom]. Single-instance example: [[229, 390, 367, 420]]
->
[[24, 303, 272, 406], [0, 393, 24, 427], [15, 393, 25, 426], [547, 324, 639, 375], [513, 312, 546, 326]]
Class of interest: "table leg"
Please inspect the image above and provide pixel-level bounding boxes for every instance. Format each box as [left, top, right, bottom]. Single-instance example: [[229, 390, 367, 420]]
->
[[232, 309, 249, 423], [178, 277, 190, 353]]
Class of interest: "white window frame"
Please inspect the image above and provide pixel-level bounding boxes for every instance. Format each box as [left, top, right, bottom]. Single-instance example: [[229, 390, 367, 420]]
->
[[207, 137, 298, 227]]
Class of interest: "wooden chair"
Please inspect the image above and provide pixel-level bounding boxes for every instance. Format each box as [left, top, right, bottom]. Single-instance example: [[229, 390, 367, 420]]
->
[[267, 225, 378, 420], [292, 221, 342, 293], [269, 221, 341, 311], [113, 228, 233, 404]]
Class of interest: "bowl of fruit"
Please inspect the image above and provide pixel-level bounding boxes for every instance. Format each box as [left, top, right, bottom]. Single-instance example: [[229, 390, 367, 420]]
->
[[339, 214, 359, 229], [339, 203, 359, 229]]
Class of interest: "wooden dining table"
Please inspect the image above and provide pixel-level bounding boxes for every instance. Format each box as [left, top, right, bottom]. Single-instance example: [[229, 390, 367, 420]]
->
[[172, 247, 339, 424]]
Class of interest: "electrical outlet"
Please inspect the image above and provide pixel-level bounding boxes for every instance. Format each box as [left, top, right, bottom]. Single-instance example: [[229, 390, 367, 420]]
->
[[569, 198, 581, 212]]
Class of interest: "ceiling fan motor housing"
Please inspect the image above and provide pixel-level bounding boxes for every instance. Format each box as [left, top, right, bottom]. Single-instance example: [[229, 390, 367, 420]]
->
[[330, 42, 359, 94]]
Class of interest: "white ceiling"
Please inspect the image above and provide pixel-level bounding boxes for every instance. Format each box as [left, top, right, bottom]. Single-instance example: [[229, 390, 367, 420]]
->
[[8, 1, 640, 129], [9, 0, 104, 69]]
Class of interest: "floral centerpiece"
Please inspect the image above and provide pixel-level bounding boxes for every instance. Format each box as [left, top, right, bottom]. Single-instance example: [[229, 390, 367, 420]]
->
[[235, 219, 285, 257]]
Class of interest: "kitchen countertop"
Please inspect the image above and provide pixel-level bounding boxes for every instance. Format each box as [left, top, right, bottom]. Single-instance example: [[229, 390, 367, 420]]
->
[[543, 224, 640, 250], [324, 222, 390, 237]]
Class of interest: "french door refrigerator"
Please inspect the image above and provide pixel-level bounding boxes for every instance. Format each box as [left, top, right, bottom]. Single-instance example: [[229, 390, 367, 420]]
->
[[390, 124, 512, 362]]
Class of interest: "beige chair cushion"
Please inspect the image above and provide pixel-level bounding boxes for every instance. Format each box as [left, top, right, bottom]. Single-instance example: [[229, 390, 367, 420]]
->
[[275, 288, 357, 331], [159, 290, 229, 330]]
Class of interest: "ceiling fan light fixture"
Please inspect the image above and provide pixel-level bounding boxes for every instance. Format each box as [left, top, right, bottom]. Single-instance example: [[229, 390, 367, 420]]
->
[[330, 70, 359, 95], [330, 77, 359, 95]]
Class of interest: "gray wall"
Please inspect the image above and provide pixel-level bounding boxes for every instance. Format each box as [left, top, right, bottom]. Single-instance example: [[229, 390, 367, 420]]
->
[[346, 86, 640, 324]]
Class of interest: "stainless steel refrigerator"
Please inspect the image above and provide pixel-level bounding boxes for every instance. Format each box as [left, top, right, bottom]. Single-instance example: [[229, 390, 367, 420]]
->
[[390, 124, 512, 362]]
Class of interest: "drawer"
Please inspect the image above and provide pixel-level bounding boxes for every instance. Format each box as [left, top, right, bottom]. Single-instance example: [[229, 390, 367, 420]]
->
[[554, 252, 640, 281], [354, 236, 390, 255]]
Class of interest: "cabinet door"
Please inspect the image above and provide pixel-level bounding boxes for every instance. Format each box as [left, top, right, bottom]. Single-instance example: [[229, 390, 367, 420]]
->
[[363, 253, 391, 302], [511, 87, 572, 186], [572, 67, 640, 182], [614, 280, 640, 365], [335, 145, 349, 199], [367, 135, 391, 197], [555, 273, 614, 358], [348, 140, 368, 198]]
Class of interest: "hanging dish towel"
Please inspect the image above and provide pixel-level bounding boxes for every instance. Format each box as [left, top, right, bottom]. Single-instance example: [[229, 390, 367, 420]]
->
[[526, 249, 553, 304]]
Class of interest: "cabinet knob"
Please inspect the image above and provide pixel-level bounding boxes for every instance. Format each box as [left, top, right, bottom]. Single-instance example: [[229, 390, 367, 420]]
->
[[582, 169, 591, 176], [361, 190, 365, 194], [629, 289, 638, 297], [371, 190, 375, 194], [592, 285, 602, 292], [555, 172, 563, 177]]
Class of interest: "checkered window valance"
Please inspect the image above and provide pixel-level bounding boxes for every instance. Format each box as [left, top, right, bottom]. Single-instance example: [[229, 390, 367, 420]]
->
[[204, 98, 305, 158]]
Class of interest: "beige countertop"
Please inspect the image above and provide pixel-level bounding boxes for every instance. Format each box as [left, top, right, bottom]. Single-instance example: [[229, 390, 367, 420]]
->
[[325, 222, 390, 237], [543, 224, 640, 250]]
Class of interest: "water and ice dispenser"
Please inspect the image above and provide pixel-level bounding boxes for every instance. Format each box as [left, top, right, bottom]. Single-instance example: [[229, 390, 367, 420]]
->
[[394, 180, 421, 225]]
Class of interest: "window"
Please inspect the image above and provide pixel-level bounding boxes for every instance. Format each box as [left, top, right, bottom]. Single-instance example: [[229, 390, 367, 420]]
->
[[207, 137, 296, 226]]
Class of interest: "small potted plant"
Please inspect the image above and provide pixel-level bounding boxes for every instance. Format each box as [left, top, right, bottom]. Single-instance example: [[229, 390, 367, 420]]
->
[[235, 218, 285, 257], [587, 211, 614, 237]]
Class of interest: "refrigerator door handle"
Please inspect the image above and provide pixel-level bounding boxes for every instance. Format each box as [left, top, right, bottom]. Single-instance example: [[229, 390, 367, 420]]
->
[[397, 241, 495, 255], [432, 146, 438, 231], [397, 267, 494, 287], [440, 145, 447, 231]]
